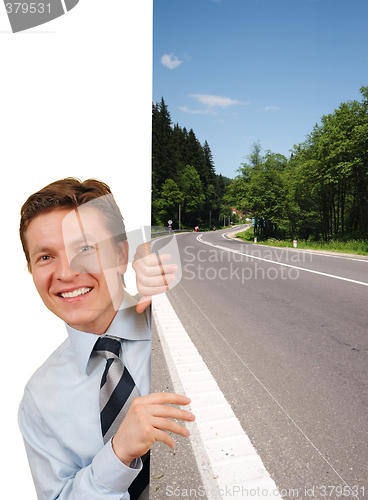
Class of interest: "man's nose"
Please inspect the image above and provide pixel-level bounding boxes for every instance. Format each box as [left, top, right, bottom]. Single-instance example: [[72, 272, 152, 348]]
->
[[54, 252, 80, 280]]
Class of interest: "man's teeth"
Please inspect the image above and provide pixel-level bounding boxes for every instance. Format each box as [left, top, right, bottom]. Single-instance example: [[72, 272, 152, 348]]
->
[[61, 287, 92, 299]]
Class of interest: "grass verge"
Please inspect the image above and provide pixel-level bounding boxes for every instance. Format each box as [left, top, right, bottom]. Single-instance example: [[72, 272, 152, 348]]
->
[[236, 227, 368, 256]]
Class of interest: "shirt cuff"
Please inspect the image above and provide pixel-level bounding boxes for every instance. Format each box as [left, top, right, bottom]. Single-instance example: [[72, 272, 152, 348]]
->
[[92, 438, 143, 493]]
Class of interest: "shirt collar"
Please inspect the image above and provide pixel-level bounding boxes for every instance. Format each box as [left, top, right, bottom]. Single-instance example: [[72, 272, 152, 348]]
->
[[65, 292, 151, 375]]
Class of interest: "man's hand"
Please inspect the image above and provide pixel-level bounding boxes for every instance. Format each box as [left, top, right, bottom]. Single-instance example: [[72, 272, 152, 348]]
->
[[132, 244, 178, 314], [111, 393, 195, 466]]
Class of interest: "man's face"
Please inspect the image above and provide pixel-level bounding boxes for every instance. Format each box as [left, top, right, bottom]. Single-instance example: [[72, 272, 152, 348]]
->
[[26, 207, 128, 335]]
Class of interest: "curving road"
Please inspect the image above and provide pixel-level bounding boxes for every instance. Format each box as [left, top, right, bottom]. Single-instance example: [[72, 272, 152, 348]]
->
[[164, 226, 368, 498]]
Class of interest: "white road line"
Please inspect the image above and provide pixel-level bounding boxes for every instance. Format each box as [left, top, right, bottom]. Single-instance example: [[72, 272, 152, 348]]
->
[[221, 225, 249, 239], [152, 293, 280, 499], [169, 282, 360, 499], [196, 235, 368, 287], [159, 232, 361, 498], [222, 231, 368, 263]]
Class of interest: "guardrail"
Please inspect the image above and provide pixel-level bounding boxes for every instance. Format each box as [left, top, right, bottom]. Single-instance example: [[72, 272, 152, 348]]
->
[[151, 229, 190, 238]]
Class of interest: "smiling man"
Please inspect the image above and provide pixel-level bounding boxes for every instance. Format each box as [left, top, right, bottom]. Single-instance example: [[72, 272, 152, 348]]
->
[[18, 178, 194, 500], [29, 204, 128, 334]]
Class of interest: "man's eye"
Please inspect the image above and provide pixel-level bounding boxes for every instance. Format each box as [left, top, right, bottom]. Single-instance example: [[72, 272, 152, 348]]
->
[[80, 245, 94, 252], [40, 255, 50, 261]]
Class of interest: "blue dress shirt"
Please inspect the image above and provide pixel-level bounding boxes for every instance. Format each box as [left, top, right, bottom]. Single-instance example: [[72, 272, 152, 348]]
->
[[18, 293, 151, 500]]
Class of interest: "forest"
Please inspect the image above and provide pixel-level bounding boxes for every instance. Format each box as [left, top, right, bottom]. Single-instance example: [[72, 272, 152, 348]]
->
[[152, 97, 232, 229], [226, 86, 368, 242], [153, 87, 368, 242]]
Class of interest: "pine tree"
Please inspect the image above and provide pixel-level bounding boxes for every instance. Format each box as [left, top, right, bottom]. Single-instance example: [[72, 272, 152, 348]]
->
[[152, 97, 176, 194], [203, 140, 216, 184], [152, 98, 232, 227]]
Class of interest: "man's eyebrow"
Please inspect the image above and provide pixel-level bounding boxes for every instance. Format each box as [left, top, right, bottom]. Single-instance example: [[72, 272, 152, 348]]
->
[[30, 245, 53, 258], [65, 233, 99, 246]]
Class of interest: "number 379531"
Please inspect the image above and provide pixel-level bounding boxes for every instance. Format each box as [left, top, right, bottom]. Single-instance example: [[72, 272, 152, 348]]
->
[[5, 3, 51, 14]]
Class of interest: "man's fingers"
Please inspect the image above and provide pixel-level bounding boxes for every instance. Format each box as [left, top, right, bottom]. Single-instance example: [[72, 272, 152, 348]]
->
[[137, 274, 175, 295], [112, 393, 194, 464], [138, 404, 195, 422], [136, 270, 176, 286], [135, 296, 152, 314], [133, 261, 178, 279], [132, 392, 191, 407], [132, 246, 179, 300], [136, 288, 180, 315], [151, 416, 191, 436], [133, 248, 172, 265], [152, 429, 176, 449]]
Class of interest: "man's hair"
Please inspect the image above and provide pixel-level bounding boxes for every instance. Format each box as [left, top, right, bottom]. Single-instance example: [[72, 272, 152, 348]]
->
[[20, 178, 126, 272]]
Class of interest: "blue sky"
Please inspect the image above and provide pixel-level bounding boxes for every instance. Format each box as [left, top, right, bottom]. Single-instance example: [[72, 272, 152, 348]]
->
[[153, 0, 368, 179]]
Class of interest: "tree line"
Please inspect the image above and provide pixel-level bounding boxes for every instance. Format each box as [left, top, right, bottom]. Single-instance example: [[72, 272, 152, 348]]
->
[[226, 86, 368, 241], [152, 97, 232, 228]]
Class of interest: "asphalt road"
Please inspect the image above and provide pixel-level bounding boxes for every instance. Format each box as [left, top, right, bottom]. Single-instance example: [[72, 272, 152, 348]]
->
[[163, 227, 368, 499], [150, 320, 209, 499]]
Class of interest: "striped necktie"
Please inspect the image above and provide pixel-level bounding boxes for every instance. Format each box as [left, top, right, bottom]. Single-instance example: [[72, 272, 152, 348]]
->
[[93, 336, 150, 500]]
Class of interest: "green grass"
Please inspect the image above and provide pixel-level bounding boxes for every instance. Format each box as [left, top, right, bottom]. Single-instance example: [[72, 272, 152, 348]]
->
[[236, 227, 368, 256]]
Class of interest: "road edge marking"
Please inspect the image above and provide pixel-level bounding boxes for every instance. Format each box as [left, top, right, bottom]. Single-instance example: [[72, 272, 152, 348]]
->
[[196, 234, 368, 287], [152, 293, 280, 498]]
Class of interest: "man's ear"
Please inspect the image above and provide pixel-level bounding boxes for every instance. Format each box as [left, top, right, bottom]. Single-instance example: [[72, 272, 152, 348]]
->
[[117, 240, 129, 275]]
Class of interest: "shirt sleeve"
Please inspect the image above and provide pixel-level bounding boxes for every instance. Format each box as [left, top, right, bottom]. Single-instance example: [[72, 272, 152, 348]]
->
[[18, 391, 142, 500]]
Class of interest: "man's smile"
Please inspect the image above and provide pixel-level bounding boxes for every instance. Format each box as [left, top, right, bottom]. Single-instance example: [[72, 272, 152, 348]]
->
[[58, 287, 93, 299]]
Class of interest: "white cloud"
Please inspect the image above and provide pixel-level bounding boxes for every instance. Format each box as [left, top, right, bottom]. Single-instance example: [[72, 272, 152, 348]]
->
[[190, 94, 249, 108], [180, 94, 249, 114], [263, 106, 281, 112], [160, 53, 183, 70], [179, 106, 208, 115]]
